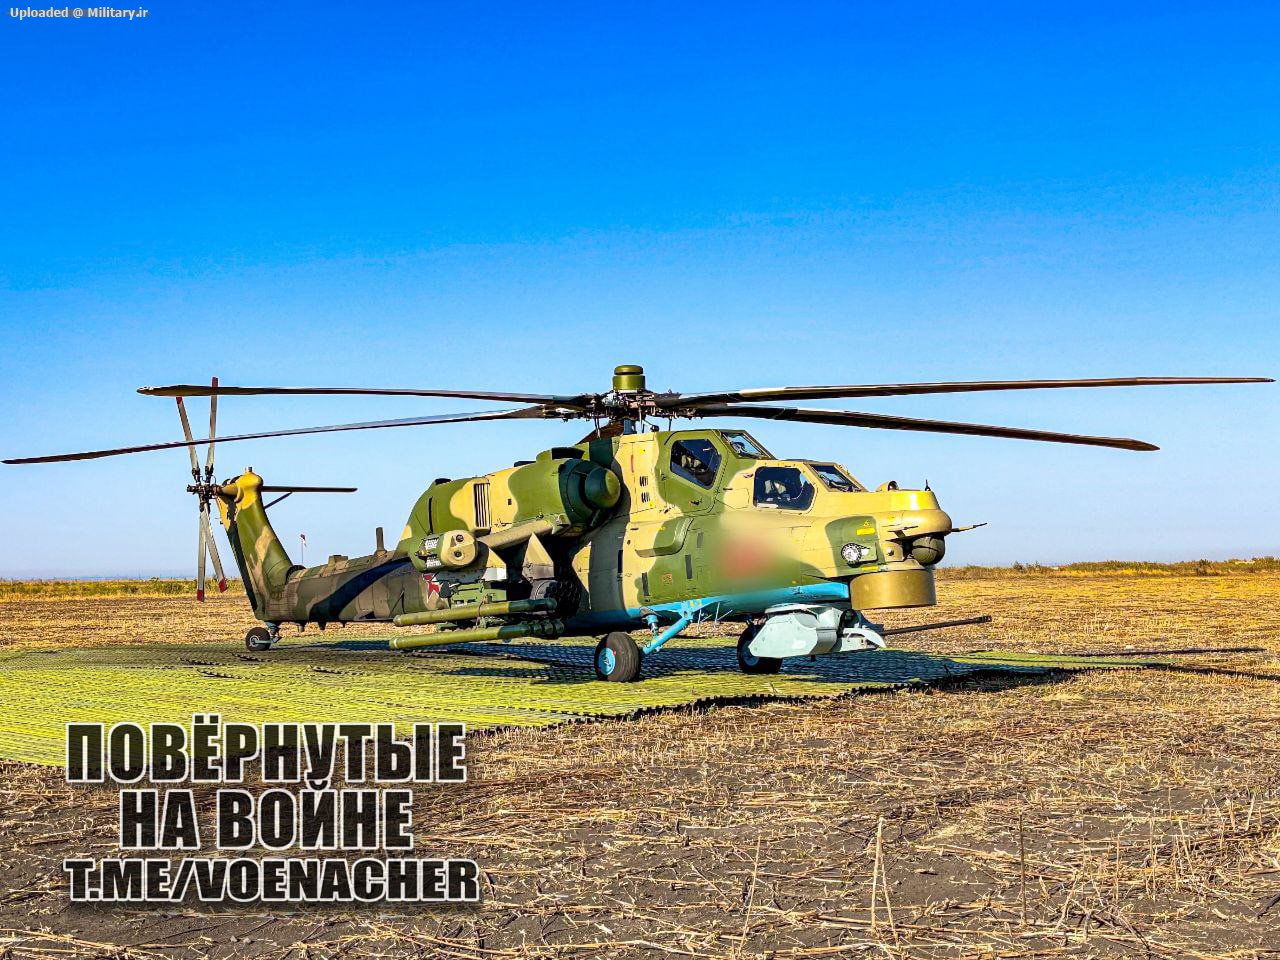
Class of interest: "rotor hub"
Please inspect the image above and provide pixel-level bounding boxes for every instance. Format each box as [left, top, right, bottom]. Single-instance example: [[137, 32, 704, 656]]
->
[[569, 364, 669, 432], [186, 481, 222, 507]]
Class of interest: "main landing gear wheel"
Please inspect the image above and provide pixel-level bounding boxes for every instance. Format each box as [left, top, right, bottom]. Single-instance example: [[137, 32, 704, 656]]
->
[[594, 631, 642, 682], [736, 624, 782, 674], [245, 626, 275, 653]]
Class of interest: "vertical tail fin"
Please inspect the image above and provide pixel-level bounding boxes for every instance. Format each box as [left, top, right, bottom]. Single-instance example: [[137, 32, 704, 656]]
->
[[214, 469, 295, 620]]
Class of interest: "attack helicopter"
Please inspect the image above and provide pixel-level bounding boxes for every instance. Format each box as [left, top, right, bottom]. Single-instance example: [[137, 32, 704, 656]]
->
[[5, 365, 1271, 682]]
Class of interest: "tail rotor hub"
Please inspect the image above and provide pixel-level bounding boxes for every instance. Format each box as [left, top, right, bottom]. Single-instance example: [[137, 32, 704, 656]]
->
[[175, 379, 228, 601]]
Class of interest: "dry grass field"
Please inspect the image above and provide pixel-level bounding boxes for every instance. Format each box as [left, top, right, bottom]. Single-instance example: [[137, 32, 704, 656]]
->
[[1, 567, 1278, 958]]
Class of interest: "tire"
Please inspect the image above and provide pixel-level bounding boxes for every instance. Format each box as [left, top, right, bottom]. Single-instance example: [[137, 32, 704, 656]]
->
[[594, 631, 642, 682], [736, 624, 781, 674], [245, 626, 275, 653]]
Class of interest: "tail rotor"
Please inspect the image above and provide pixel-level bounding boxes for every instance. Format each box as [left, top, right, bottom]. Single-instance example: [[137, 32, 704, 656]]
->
[[178, 378, 228, 602]]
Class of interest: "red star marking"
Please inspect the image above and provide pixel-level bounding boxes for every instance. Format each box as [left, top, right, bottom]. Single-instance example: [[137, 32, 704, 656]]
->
[[422, 573, 441, 598]]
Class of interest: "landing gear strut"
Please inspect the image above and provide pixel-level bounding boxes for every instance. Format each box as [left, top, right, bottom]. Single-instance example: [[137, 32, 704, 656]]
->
[[245, 624, 278, 653]]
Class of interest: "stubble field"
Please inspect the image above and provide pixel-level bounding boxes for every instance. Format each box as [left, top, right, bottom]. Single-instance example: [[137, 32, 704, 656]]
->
[[1, 567, 1278, 958]]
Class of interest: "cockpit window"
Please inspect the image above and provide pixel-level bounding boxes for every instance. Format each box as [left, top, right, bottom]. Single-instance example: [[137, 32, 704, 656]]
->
[[812, 462, 862, 492], [753, 466, 814, 511], [720, 430, 772, 459], [670, 438, 721, 489]]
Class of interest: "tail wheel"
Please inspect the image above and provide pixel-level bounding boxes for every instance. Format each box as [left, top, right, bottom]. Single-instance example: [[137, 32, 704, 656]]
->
[[737, 624, 782, 674], [245, 626, 275, 653], [594, 631, 642, 682]]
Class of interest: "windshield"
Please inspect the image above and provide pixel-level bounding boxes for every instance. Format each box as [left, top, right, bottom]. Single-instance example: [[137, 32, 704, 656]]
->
[[753, 466, 815, 511], [720, 430, 772, 459], [670, 438, 721, 489], [811, 462, 862, 492]]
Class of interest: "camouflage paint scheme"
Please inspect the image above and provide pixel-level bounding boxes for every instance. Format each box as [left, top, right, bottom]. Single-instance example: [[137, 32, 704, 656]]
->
[[213, 427, 953, 648], [13, 363, 1266, 658]]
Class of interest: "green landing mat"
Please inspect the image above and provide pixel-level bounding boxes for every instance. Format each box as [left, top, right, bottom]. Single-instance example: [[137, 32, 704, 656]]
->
[[0, 636, 1157, 766]]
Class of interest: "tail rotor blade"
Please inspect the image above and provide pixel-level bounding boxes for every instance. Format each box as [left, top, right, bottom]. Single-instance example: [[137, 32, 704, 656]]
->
[[204, 376, 218, 480], [175, 397, 201, 480], [196, 513, 208, 602], [201, 507, 228, 592]]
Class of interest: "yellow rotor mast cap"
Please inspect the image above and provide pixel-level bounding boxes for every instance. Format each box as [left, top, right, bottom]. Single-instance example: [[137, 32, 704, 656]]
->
[[612, 364, 646, 393]]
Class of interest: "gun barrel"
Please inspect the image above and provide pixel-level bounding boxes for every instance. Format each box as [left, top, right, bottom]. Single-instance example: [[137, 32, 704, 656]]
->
[[392, 597, 558, 628], [882, 614, 992, 636]]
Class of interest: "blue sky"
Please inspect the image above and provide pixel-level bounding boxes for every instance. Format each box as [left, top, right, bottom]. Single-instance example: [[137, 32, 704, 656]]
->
[[1, 1, 1276, 576]]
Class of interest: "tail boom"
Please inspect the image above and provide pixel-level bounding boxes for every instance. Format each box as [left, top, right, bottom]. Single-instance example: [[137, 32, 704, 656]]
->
[[216, 469, 426, 626]]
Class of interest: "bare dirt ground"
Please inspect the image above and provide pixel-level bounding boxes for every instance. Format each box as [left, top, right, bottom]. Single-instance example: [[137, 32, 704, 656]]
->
[[2, 572, 1279, 958]]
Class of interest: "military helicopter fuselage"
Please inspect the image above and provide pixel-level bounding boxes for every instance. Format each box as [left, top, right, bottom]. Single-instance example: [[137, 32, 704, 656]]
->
[[214, 424, 952, 677], [7, 362, 1269, 681]]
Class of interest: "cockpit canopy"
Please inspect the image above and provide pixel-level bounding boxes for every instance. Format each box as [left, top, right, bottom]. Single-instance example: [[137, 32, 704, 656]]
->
[[720, 430, 770, 459], [656, 429, 865, 513]]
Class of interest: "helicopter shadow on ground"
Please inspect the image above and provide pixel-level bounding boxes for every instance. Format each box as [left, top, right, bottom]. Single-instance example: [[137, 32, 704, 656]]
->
[[313, 635, 1006, 687], [303, 636, 1277, 693], [381, 641, 1074, 691], [436, 641, 1280, 687]]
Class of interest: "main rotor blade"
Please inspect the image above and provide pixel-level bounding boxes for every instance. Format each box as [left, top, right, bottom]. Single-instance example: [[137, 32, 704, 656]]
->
[[196, 514, 207, 603], [3, 407, 547, 465], [200, 508, 228, 593], [204, 376, 218, 478], [664, 376, 1273, 407], [140, 384, 590, 406], [174, 397, 202, 477], [690, 404, 1160, 451]]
